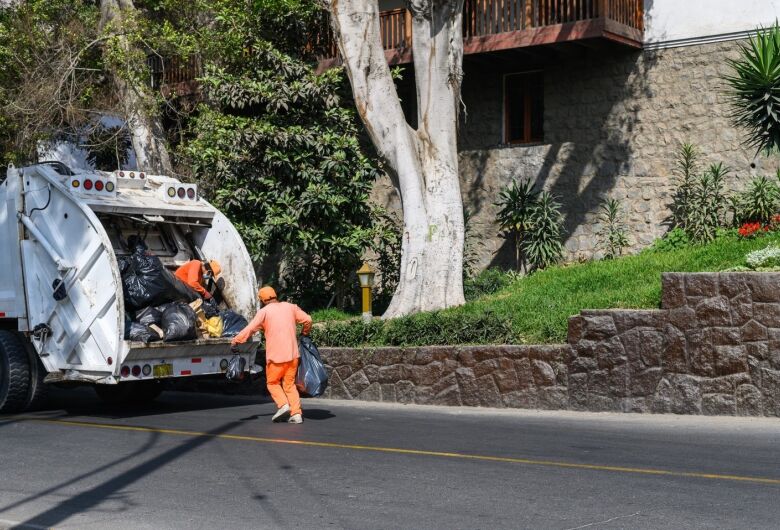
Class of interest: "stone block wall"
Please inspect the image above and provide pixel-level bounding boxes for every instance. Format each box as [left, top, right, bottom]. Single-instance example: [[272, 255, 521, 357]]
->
[[371, 40, 780, 269], [319, 273, 780, 417]]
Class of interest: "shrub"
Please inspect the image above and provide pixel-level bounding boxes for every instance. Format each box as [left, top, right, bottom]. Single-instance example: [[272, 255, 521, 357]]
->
[[650, 227, 690, 252], [731, 174, 780, 225], [311, 320, 385, 348], [383, 310, 517, 347], [670, 143, 699, 230], [464, 268, 514, 301], [524, 191, 565, 270], [596, 198, 630, 259], [496, 179, 539, 272], [746, 245, 780, 268], [737, 221, 766, 238]]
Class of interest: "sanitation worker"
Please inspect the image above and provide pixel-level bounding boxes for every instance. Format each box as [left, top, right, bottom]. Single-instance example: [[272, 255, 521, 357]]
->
[[175, 259, 222, 300], [231, 286, 312, 424]]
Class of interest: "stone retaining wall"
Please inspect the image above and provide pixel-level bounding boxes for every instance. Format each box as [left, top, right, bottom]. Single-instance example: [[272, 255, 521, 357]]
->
[[320, 273, 780, 417]]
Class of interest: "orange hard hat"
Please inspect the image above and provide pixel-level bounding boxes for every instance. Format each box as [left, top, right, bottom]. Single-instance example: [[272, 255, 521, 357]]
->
[[258, 286, 277, 303]]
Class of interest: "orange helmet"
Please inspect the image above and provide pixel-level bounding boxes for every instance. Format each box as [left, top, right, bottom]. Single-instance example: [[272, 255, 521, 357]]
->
[[258, 286, 277, 303]]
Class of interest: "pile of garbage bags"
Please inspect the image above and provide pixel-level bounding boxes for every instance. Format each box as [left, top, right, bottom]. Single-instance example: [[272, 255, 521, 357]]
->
[[120, 237, 250, 343]]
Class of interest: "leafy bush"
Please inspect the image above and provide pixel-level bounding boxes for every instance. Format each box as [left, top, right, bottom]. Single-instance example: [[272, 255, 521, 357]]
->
[[464, 268, 514, 301], [311, 320, 385, 348], [731, 174, 780, 225], [383, 311, 517, 346], [596, 198, 630, 259], [650, 228, 691, 252], [524, 191, 565, 270], [495, 179, 538, 272], [725, 22, 780, 153], [746, 245, 780, 268]]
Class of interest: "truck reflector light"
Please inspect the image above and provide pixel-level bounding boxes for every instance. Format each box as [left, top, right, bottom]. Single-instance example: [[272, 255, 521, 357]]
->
[[129, 171, 136, 178], [107, 356, 113, 365], [140, 172, 146, 179], [220, 359, 228, 370], [95, 180, 104, 191], [71, 180, 80, 188], [0, 312, 5, 317], [191, 358, 202, 363], [167, 187, 176, 198], [84, 179, 93, 190], [187, 188, 196, 199], [120, 365, 130, 377], [181, 370, 192, 376], [132, 365, 141, 377], [177, 187, 186, 199], [142, 364, 151, 376], [119, 171, 125, 177], [105, 181, 115, 192]]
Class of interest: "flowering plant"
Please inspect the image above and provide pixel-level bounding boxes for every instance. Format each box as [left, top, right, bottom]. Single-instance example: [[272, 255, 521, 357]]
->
[[738, 222, 764, 238]]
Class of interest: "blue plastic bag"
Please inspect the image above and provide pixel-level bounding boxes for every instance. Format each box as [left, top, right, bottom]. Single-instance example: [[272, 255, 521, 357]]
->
[[295, 336, 328, 397]]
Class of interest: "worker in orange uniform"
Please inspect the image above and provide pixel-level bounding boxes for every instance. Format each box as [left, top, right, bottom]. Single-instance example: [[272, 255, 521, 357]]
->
[[175, 259, 222, 300], [231, 286, 312, 424]]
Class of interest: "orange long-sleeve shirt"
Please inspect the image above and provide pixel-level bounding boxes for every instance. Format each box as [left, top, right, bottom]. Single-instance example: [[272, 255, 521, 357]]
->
[[175, 260, 209, 298], [232, 301, 312, 363]]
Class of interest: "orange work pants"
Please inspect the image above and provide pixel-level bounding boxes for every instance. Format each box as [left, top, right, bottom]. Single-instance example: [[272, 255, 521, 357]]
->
[[266, 359, 301, 416]]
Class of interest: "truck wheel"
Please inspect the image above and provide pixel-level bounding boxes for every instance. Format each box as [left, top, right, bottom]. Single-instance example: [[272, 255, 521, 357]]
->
[[94, 381, 163, 405], [0, 330, 31, 414]]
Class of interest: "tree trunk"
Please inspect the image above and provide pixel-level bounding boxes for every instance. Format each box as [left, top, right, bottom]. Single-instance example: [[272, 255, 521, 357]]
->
[[329, 0, 466, 318], [99, 0, 173, 175]]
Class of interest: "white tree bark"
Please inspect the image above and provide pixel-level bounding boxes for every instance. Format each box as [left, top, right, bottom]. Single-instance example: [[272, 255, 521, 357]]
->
[[99, 0, 173, 175], [329, 0, 466, 317]]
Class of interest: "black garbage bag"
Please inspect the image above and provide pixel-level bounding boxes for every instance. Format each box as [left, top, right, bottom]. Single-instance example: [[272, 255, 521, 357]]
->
[[128, 322, 160, 343], [295, 336, 328, 397], [203, 298, 220, 319], [220, 310, 248, 338], [225, 354, 247, 382], [121, 245, 197, 311], [161, 303, 198, 342], [136, 306, 162, 327]]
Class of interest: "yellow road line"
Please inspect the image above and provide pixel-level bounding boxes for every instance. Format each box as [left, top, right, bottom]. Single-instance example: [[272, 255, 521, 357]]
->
[[17, 417, 780, 486]]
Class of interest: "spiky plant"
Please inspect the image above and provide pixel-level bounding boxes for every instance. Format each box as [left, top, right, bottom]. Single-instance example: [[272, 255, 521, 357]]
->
[[524, 191, 564, 271], [495, 179, 539, 272], [596, 198, 630, 259], [725, 23, 780, 153]]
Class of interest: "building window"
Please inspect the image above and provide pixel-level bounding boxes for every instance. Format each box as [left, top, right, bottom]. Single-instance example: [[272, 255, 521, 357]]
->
[[504, 71, 544, 144]]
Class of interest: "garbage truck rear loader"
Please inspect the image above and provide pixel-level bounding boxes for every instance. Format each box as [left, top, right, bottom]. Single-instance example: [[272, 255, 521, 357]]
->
[[0, 163, 259, 413]]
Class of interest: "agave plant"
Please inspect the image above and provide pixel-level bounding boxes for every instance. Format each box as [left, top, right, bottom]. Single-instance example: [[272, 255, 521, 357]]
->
[[524, 191, 564, 271], [725, 23, 780, 153]]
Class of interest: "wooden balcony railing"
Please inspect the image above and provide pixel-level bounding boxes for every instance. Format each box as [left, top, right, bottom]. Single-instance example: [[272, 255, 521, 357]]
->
[[318, 0, 643, 68], [146, 54, 203, 93]]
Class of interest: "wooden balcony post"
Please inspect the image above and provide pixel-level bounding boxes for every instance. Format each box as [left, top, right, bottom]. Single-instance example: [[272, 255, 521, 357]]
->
[[597, 0, 608, 18], [404, 9, 412, 47]]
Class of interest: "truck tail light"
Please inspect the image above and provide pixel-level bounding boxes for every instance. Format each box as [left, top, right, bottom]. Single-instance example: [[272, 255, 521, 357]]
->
[[83, 179, 93, 190], [131, 365, 141, 377], [120, 365, 130, 377], [95, 180, 104, 191], [105, 181, 115, 192], [177, 187, 186, 199]]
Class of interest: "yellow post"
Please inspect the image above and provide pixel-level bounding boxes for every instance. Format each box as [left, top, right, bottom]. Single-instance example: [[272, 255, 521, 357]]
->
[[357, 263, 376, 322]]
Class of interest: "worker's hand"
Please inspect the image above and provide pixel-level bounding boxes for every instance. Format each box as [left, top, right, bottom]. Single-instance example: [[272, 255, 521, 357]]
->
[[230, 337, 243, 347], [203, 291, 212, 300]]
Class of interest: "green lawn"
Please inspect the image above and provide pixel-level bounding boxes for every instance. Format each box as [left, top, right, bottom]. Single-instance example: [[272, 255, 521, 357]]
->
[[313, 231, 780, 346]]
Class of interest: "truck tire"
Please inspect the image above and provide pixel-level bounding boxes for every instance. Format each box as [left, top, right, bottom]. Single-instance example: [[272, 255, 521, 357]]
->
[[94, 381, 163, 405], [0, 330, 31, 414]]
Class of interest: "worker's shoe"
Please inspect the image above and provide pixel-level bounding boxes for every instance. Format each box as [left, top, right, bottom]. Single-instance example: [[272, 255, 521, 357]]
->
[[288, 414, 303, 424], [272, 404, 290, 422]]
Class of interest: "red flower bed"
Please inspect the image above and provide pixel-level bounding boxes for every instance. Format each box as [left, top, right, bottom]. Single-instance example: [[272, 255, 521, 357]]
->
[[738, 222, 764, 238]]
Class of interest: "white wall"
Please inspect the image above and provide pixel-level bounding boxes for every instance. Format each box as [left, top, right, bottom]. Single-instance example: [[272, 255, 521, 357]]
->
[[645, 0, 780, 47]]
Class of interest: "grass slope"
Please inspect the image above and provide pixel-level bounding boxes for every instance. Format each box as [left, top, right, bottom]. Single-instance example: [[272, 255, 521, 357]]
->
[[313, 232, 780, 346]]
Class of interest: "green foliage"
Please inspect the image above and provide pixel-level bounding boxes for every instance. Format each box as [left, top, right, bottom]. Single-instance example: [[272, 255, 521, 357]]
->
[[596, 198, 630, 259], [524, 191, 565, 270], [369, 206, 402, 311], [649, 227, 691, 253], [464, 268, 515, 301], [183, 7, 381, 309], [495, 179, 538, 272], [496, 180, 564, 272], [731, 173, 780, 225], [670, 143, 730, 243], [316, 230, 780, 346], [84, 125, 131, 171], [725, 23, 780, 153], [312, 310, 517, 347]]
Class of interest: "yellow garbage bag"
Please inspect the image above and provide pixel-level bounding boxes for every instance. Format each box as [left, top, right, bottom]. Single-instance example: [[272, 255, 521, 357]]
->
[[202, 316, 224, 338]]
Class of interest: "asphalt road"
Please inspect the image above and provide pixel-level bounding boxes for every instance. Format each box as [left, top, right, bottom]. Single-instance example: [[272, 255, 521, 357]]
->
[[1, 389, 780, 530]]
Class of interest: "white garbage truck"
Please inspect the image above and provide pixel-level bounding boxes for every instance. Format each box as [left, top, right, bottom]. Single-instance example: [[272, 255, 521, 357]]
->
[[0, 162, 260, 413]]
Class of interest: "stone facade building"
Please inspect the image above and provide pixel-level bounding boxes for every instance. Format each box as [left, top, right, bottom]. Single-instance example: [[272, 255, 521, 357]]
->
[[369, 0, 780, 267]]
